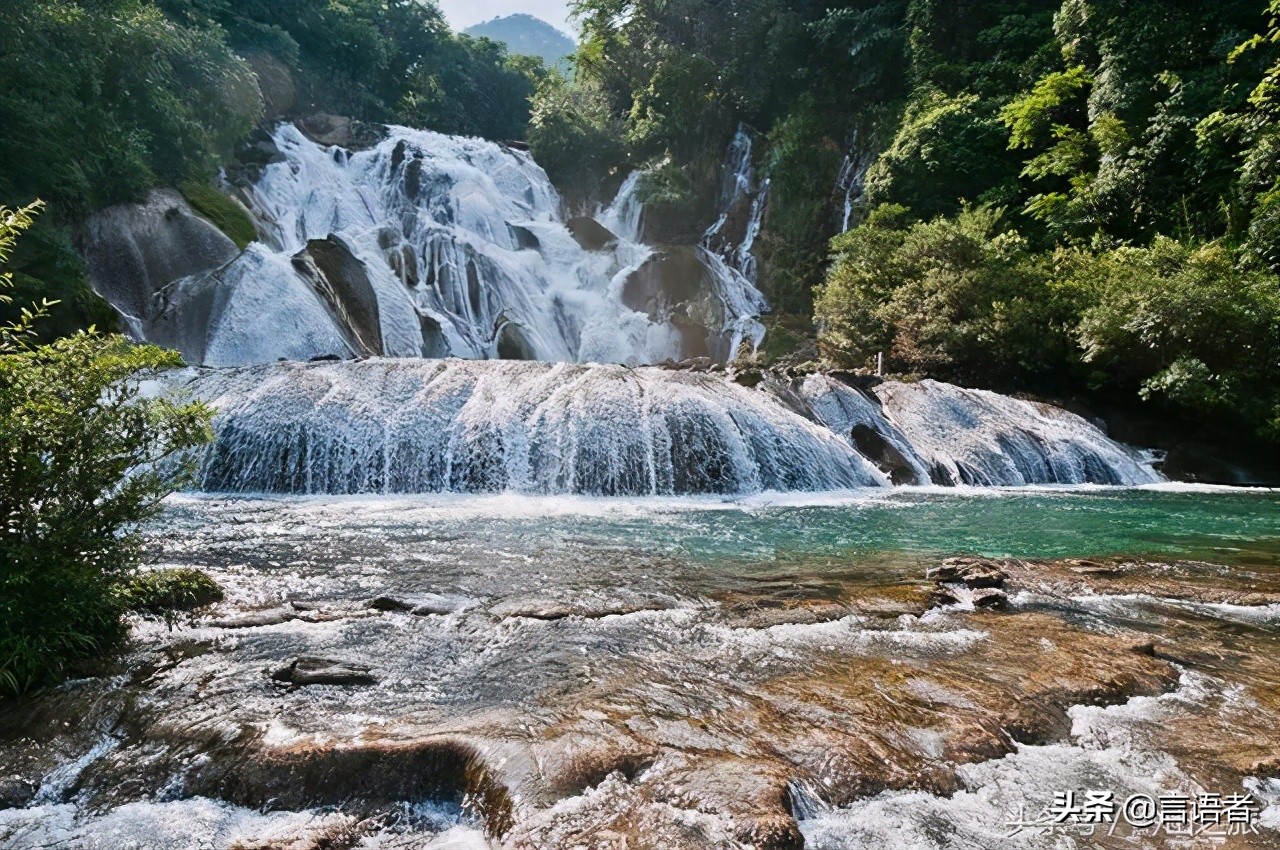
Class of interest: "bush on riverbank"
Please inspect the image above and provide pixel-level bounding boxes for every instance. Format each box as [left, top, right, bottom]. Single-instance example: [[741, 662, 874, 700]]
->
[[815, 204, 1280, 443], [0, 205, 213, 697], [122, 568, 224, 619]]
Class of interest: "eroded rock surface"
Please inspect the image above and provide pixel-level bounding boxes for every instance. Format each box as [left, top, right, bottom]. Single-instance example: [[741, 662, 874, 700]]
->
[[4, 507, 1279, 850]]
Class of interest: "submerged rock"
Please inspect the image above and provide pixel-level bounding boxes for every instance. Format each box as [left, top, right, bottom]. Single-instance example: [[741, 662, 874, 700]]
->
[[208, 608, 301, 629], [270, 657, 378, 687]]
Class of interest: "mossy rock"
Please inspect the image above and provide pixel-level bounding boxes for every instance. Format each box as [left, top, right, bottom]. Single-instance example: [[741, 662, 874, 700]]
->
[[122, 568, 224, 616], [180, 182, 256, 250]]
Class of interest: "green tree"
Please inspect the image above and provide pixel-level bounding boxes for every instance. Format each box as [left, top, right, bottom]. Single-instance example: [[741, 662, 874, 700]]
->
[[1064, 239, 1280, 438], [528, 73, 627, 203], [0, 206, 213, 697], [816, 203, 1069, 389]]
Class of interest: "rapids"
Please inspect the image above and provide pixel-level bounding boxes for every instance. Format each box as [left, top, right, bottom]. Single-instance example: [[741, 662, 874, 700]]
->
[[3, 489, 1279, 849]]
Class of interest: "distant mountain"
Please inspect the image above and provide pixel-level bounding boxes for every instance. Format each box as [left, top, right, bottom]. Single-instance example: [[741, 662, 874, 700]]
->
[[464, 14, 575, 71]]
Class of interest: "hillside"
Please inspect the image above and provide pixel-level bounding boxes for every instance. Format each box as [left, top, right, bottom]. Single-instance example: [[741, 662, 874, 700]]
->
[[465, 13, 575, 71]]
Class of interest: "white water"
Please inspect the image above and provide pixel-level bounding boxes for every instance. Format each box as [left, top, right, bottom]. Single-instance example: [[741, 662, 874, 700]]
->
[[835, 131, 875, 232], [144, 124, 769, 368], [702, 125, 769, 284], [167, 361, 1161, 496], [597, 170, 646, 244], [874, 380, 1161, 487], [183, 359, 887, 495]]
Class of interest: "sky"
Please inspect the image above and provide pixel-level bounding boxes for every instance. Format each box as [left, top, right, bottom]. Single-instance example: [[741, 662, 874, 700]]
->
[[437, 1, 576, 39]]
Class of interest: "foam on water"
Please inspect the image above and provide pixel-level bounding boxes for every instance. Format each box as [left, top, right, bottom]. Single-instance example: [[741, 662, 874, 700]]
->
[[179, 359, 887, 496], [874, 379, 1162, 487], [799, 671, 1232, 849], [167, 361, 1163, 496], [229, 123, 766, 366], [0, 798, 483, 850]]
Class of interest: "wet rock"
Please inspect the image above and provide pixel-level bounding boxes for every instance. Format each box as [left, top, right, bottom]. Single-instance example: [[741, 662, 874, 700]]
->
[[292, 235, 386, 357], [0, 775, 36, 808], [369, 594, 464, 616], [620, 247, 728, 361], [732, 367, 764, 388], [496, 322, 537, 361], [999, 556, 1280, 607], [490, 598, 668, 621], [295, 114, 386, 151], [185, 737, 512, 833], [566, 217, 619, 252], [81, 189, 239, 325], [209, 608, 300, 629], [929, 557, 1008, 588], [369, 595, 415, 613], [970, 587, 1009, 609], [270, 657, 378, 687]]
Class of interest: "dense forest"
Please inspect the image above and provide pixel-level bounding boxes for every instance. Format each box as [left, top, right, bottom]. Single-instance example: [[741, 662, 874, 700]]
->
[[1, 0, 1278, 450], [0, 0, 542, 336], [533, 0, 1280, 451]]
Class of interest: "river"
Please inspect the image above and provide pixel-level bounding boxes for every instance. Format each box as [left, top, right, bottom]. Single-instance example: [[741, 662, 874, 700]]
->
[[3, 485, 1278, 848]]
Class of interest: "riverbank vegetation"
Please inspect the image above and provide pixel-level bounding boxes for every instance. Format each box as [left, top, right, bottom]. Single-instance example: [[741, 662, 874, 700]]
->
[[546, 0, 1280, 446], [0, 205, 214, 697]]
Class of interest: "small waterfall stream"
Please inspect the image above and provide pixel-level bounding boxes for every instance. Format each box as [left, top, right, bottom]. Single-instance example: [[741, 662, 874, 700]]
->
[[701, 124, 770, 284], [835, 130, 875, 232]]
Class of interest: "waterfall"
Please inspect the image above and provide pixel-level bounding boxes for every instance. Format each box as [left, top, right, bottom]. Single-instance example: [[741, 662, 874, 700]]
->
[[181, 359, 886, 496], [170, 361, 1163, 496], [87, 123, 769, 369], [702, 125, 770, 285], [873, 380, 1163, 487], [835, 131, 875, 233], [597, 171, 646, 244]]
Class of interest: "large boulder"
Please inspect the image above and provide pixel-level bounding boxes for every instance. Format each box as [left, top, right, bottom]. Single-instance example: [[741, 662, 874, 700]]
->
[[81, 189, 239, 325], [246, 52, 297, 119], [566, 217, 618, 252], [292, 236, 387, 357], [147, 245, 354, 367], [295, 114, 386, 151], [621, 246, 728, 361]]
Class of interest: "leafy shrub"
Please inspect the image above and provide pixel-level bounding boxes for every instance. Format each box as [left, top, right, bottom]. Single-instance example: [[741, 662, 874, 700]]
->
[[815, 204, 1070, 389], [0, 206, 213, 697], [1064, 239, 1280, 438], [528, 73, 627, 204], [121, 568, 223, 617]]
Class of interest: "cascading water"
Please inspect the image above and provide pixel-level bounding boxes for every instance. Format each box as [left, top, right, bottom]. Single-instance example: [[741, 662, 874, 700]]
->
[[835, 131, 875, 232], [85, 120, 1162, 497], [168, 361, 1163, 496], [180, 359, 887, 496], [871, 379, 1163, 486], [596, 170, 646, 244], [88, 123, 770, 369], [701, 125, 770, 285]]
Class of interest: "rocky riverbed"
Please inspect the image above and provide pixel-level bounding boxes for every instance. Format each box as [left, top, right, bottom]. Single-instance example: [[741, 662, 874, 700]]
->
[[2, 491, 1278, 849]]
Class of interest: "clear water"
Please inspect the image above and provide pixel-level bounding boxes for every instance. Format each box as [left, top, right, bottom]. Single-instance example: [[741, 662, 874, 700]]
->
[[6, 485, 1278, 850], [160, 485, 1280, 571]]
